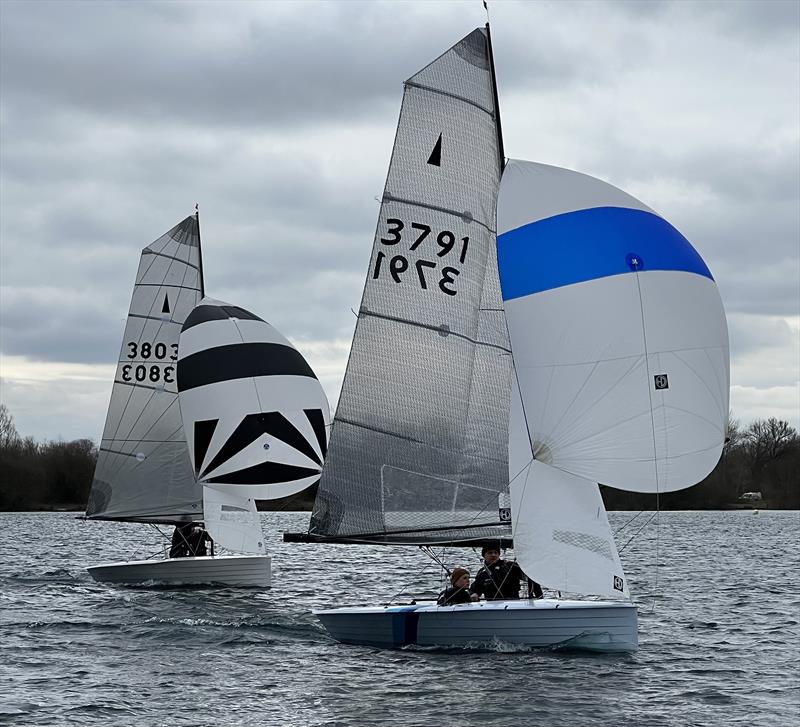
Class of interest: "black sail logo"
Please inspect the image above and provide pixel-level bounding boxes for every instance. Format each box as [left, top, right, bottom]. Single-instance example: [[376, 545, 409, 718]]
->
[[427, 133, 442, 166], [162, 293, 171, 314]]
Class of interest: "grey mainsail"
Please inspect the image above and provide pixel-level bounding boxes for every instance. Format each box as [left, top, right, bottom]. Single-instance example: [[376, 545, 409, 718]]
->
[[309, 28, 512, 544], [86, 215, 204, 523]]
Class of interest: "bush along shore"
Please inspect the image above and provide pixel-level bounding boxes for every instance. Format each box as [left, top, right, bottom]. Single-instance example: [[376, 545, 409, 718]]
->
[[1, 404, 798, 511]]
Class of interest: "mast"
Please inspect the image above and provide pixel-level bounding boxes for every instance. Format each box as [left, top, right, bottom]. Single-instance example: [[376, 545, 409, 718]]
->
[[485, 22, 506, 169], [195, 204, 205, 297]]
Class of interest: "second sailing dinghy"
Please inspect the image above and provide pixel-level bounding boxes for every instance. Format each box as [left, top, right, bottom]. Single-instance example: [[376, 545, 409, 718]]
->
[[289, 25, 729, 652], [86, 214, 329, 587]]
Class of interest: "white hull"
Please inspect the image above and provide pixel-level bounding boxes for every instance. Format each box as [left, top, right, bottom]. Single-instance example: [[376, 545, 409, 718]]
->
[[87, 554, 271, 587], [315, 598, 638, 653]]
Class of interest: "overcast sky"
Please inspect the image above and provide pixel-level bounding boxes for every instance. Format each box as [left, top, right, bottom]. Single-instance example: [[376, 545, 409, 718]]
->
[[1, 0, 798, 442]]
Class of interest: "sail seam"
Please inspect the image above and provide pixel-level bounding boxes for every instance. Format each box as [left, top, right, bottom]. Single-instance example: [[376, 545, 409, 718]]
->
[[404, 80, 493, 116], [359, 309, 512, 354], [384, 192, 495, 233]]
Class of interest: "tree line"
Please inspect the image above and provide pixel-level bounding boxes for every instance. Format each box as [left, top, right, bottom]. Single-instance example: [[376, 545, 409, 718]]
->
[[0, 404, 98, 511], [0, 403, 797, 511]]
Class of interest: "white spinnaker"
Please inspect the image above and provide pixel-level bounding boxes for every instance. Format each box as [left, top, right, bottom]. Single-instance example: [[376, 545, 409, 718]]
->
[[497, 160, 729, 493], [509, 375, 628, 599], [177, 297, 330, 502], [202, 486, 265, 555]]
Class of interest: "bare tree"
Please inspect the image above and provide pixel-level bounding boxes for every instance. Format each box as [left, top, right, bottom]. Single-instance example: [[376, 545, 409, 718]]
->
[[744, 418, 798, 468], [0, 403, 20, 448]]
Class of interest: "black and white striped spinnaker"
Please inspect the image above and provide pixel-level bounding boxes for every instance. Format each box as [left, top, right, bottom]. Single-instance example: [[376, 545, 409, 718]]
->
[[177, 298, 330, 502]]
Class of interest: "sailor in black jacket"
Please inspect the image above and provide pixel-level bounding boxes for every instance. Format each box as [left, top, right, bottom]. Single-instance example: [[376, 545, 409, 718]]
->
[[437, 567, 475, 606], [471, 545, 543, 600]]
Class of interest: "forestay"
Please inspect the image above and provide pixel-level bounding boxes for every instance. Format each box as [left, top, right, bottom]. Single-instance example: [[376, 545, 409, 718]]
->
[[497, 160, 730, 494], [309, 28, 512, 544], [86, 215, 203, 523], [177, 298, 330, 503]]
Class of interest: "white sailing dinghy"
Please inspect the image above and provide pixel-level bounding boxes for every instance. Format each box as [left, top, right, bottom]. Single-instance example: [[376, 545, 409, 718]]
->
[[289, 25, 729, 652], [85, 215, 329, 586]]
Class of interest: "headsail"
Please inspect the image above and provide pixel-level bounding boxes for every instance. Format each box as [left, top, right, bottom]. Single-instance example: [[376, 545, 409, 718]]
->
[[177, 298, 330, 502], [86, 215, 203, 523], [497, 159, 730, 493], [309, 28, 512, 544]]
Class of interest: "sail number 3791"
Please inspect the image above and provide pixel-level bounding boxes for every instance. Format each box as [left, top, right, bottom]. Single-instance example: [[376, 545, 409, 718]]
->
[[374, 218, 468, 296]]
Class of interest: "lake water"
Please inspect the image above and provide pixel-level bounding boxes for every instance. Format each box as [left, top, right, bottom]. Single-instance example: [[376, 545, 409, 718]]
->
[[1, 510, 798, 726]]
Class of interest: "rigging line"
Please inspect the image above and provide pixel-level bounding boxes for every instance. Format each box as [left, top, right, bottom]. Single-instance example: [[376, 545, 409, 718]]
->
[[631, 263, 661, 613], [509, 457, 533, 564], [613, 509, 646, 536], [389, 546, 440, 603], [617, 510, 658, 553]]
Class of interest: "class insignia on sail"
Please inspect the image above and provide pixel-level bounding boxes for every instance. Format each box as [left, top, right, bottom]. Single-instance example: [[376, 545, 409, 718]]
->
[[177, 298, 330, 502]]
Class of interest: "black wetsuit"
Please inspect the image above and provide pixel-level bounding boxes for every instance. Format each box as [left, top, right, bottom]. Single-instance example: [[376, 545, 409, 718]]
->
[[471, 560, 529, 600], [437, 585, 473, 606], [169, 523, 193, 558], [170, 523, 213, 558]]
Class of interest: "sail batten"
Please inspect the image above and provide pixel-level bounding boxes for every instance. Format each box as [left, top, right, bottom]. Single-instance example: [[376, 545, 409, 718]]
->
[[309, 27, 511, 544]]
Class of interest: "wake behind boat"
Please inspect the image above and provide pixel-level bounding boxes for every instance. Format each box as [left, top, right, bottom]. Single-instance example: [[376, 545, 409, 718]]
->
[[289, 23, 728, 652]]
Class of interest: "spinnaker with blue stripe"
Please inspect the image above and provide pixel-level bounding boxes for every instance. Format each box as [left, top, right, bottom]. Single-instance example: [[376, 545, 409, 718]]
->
[[497, 160, 730, 494]]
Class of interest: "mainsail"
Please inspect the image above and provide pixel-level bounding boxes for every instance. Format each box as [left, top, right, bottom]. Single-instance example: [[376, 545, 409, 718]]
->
[[86, 215, 203, 523], [309, 28, 512, 544]]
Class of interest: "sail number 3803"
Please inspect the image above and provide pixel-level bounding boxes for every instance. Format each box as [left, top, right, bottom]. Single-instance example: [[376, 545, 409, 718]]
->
[[374, 218, 468, 296], [121, 341, 178, 384]]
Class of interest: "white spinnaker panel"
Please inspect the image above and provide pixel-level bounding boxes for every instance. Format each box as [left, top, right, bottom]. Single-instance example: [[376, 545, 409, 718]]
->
[[497, 160, 729, 493], [202, 486, 265, 555], [510, 459, 629, 599], [509, 375, 628, 599], [177, 298, 331, 502], [86, 215, 203, 522]]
